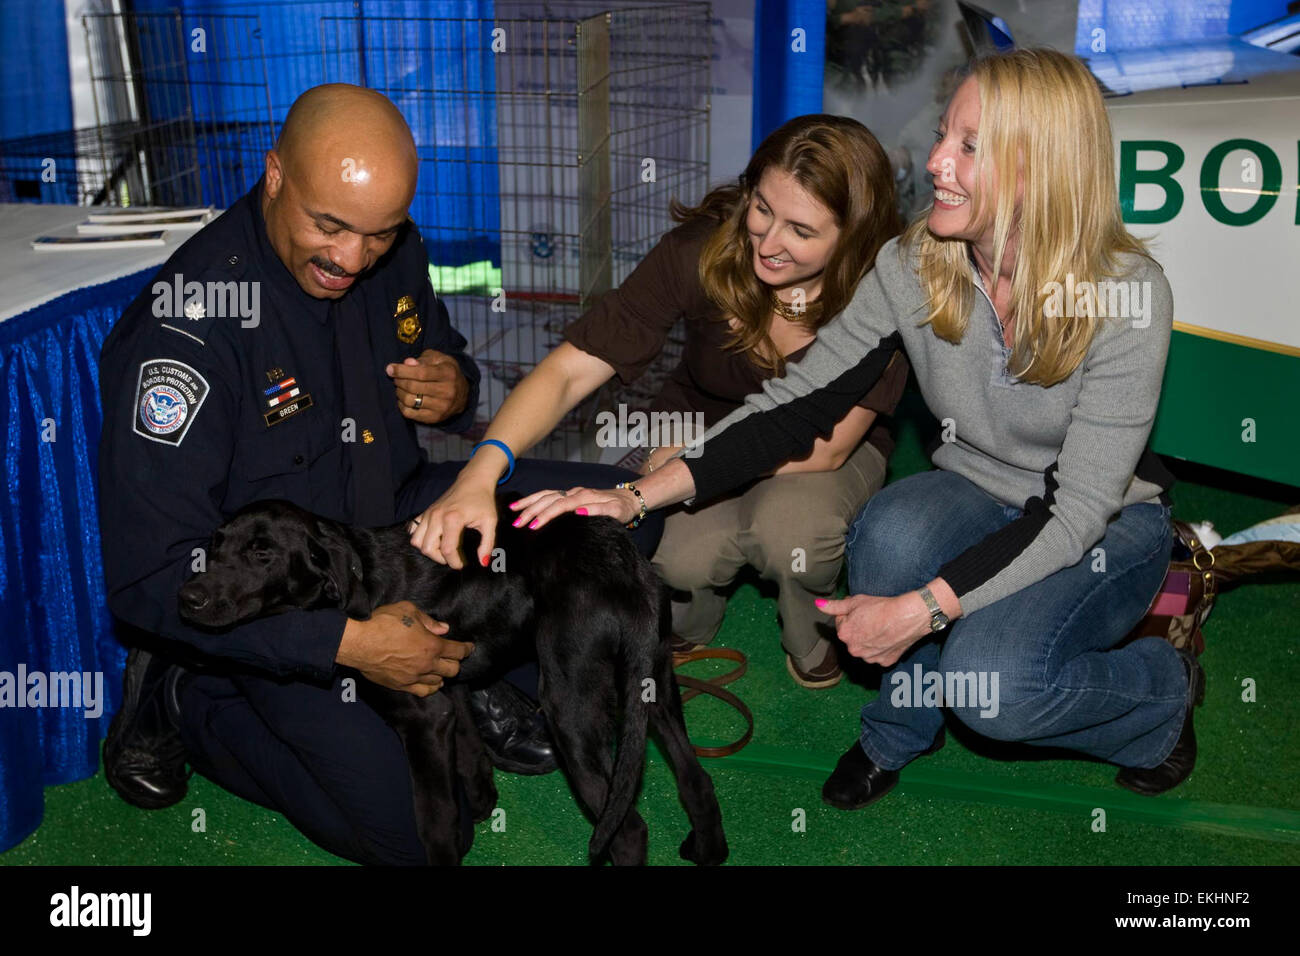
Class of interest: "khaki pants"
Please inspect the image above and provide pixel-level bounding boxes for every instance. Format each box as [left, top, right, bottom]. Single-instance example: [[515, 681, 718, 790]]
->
[[651, 439, 888, 668]]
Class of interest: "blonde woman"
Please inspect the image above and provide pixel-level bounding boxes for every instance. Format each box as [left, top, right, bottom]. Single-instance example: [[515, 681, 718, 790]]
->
[[513, 50, 1199, 803], [411, 115, 907, 688]]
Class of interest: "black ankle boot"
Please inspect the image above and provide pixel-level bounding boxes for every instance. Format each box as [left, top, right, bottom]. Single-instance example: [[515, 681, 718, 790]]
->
[[1115, 648, 1205, 796], [822, 742, 900, 810], [468, 680, 558, 775], [104, 648, 191, 809]]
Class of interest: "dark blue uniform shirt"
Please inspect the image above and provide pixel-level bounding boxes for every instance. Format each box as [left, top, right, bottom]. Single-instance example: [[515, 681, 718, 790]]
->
[[98, 180, 481, 680]]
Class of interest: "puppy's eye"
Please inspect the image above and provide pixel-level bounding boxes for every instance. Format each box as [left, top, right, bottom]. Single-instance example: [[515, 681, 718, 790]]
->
[[243, 543, 276, 565]]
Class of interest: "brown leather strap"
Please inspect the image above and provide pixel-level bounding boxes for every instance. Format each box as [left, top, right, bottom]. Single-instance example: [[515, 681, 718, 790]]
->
[[673, 646, 747, 696], [1174, 520, 1218, 619], [674, 674, 754, 758], [672, 646, 753, 758]]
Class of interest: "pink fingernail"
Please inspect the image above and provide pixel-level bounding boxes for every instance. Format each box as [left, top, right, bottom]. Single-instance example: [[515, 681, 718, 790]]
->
[[508, 501, 521, 510], [814, 599, 828, 608], [575, 507, 588, 516], [512, 517, 524, 527], [528, 520, 539, 530]]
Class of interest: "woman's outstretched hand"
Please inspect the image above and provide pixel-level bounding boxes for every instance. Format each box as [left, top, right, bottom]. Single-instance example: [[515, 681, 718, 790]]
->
[[816, 592, 932, 668], [409, 479, 500, 569], [509, 485, 641, 531]]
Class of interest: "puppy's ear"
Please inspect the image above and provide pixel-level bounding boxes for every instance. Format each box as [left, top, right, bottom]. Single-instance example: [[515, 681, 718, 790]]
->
[[308, 521, 372, 618]]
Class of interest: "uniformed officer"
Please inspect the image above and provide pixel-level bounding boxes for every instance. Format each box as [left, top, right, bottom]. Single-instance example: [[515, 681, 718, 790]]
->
[[97, 84, 661, 865]]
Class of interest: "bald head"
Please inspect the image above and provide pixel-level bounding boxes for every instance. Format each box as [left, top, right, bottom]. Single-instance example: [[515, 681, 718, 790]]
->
[[276, 84, 418, 186], [262, 84, 420, 298]]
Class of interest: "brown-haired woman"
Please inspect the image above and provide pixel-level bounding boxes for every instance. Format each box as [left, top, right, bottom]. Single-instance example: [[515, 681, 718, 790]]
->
[[410, 114, 907, 688]]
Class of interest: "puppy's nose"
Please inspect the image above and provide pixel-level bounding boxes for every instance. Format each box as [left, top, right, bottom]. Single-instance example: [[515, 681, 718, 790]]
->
[[179, 585, 210, 612]]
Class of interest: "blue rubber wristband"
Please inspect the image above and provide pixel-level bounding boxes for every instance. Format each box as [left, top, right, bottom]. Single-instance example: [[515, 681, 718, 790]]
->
[[471, 439, 515, 485]]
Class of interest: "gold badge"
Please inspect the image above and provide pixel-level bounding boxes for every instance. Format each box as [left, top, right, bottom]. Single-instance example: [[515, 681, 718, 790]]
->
[[395, 295, 421, 344]]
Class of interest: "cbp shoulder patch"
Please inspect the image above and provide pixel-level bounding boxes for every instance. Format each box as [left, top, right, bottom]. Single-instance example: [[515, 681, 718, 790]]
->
[[132, 358, 210, 446]]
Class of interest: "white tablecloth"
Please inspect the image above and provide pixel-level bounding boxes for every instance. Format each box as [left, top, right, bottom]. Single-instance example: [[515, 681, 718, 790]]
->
[[0, 204, 210, 321]]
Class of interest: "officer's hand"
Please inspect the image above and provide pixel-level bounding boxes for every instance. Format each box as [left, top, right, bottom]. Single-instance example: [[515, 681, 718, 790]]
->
[[387, 350, 469, 425], [336, 601, 474, 697]]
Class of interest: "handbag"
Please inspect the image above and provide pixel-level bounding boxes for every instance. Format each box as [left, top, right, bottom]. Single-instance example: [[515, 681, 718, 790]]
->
[[1122, 507, 1300, 656]]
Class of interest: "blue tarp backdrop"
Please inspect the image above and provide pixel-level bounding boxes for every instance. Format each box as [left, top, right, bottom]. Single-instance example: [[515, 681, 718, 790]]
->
[[0, 0, 73, 141], [130, 0, 502, 265], [752, 0, 824, 150]]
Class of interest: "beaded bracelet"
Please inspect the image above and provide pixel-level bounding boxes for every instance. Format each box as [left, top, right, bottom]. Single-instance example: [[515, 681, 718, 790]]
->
[[615, 481, 648, 530]]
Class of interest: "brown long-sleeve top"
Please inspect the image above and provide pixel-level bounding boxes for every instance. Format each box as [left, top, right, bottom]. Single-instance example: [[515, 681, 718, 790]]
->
[[563, 215, 909, 462]]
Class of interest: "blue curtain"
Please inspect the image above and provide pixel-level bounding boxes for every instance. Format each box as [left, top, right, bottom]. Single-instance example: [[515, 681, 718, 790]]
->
[[0, 271, 151, 853], [752, 0, 825, 151], [0, 0, 73, 140], [0, 0, 75, 204]]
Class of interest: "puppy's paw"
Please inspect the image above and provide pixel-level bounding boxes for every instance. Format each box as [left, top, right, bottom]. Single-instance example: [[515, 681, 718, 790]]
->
[[679, 830, 728, 866]]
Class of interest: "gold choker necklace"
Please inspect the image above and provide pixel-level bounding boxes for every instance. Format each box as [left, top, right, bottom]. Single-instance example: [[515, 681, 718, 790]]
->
[[771, 294, 808, 319]]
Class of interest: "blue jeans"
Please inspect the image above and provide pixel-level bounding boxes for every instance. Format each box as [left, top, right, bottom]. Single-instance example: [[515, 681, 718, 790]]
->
[[844, 469, 1185, 771]]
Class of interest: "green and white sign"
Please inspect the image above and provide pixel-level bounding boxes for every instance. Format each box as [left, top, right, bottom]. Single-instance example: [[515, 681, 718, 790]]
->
[[1109, 70, 1300, 487]]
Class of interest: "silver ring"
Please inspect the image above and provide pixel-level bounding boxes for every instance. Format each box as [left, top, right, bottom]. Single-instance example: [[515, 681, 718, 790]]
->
[[413, 394, 424, 410]]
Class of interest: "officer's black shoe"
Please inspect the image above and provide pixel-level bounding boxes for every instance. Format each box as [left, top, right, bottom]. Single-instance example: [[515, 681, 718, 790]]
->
[[103, 647, 191, 810], [468, 680, 558, 776], [1115, 648, 1205, 796]]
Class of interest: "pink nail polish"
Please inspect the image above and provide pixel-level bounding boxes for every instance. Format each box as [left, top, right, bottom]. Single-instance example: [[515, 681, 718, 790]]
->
[[512, 517, 524, 527], [815, 599, 828, 608], [528, 520, 539, 530], [575, 507, 588, 516], [480, 553, 490, 567]]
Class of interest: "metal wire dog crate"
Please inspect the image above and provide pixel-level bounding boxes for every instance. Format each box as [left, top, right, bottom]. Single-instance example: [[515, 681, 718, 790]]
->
[[2, 1, 711, 463], [0, 9, 274, 209], [312, 1, 712, 462], [77, 8, 276, 211]]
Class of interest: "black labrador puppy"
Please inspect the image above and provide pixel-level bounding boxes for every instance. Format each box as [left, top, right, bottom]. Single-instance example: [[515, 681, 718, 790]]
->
[[177, 497, 728, 866]]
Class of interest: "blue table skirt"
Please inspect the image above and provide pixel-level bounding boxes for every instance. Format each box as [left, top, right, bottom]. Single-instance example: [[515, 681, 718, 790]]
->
[[0, 269, 153, 853]]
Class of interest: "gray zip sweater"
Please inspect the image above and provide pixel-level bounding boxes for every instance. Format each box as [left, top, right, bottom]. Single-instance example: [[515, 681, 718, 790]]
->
[[684, 235, 1174, 615]]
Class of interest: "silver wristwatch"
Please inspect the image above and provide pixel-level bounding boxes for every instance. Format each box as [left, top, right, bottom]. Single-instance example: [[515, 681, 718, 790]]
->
[[918, 586, 950, 633]]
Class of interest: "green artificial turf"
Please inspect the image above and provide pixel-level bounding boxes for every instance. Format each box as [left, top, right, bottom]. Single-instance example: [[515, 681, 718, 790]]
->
[[4, 392, 1297, 866]]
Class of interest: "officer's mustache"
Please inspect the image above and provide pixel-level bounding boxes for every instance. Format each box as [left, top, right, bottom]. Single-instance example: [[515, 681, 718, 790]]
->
[[310, 256, 356, 278]]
